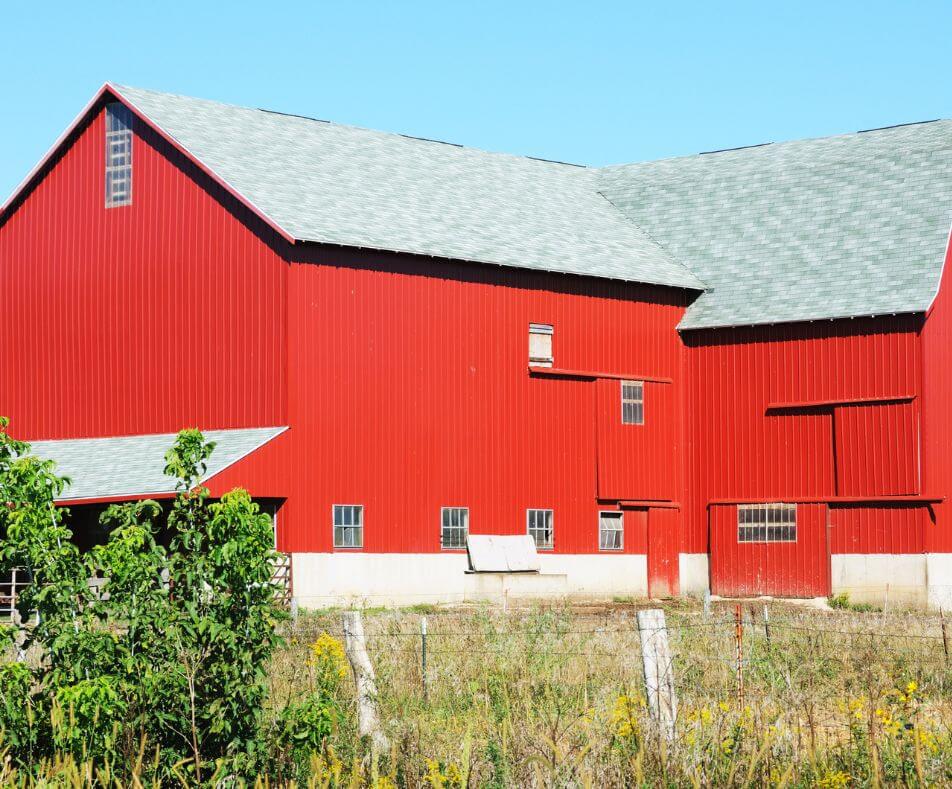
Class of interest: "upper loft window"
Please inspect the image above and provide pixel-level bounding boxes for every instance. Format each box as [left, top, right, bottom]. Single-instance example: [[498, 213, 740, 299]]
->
[[105, 103, 133, 208], [737, 503, 797, 543], [621, 380, 644, 425], [529, 323, 553, 367]]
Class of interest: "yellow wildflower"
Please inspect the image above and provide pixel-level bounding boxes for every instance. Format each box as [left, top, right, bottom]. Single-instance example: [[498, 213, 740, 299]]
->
[[815, 769, 851, 788], [308, 633, 348, 679]]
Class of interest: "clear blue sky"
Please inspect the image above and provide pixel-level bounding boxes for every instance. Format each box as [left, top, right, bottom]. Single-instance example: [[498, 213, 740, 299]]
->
[[2, 1, 950, 200]]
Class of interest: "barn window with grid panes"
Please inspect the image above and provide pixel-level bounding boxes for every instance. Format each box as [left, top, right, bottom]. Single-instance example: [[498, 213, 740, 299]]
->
[[105, 103, 133, 207], [621, 380, 644, 424], [333, 505, 363, 548], [529, 323, 553, 367], [441, 507, 469, 549], [527, 509, 554, 550], [598, 511, 624, 551], [737, 503, 797, 543]]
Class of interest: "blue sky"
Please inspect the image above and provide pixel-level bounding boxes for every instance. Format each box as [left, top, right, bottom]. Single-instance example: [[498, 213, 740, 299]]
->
[[1, 1, 950, 200]]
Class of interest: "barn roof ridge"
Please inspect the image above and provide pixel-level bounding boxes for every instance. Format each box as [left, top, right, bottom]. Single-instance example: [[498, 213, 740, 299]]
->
[[4, 83, 951, 329], [106, 84, 704, 292]]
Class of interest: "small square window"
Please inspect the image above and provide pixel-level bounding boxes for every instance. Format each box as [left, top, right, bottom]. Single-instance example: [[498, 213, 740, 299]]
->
[[333, 504, 363, 548], [441, 507, 469, 549], [598, 511, 624, 551], [527, 508, 554, 550], [621, 380, 644, 425], [529, 323, 553, 367], [737, 503, 797, 543]]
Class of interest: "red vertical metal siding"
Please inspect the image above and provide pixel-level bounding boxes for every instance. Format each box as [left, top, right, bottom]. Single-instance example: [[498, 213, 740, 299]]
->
[[922, 238, 952, 553], [280, 245, 686, 554], [710, 503, 830, 597], [205, 430, 292, 500], [595, 379, 678, 501], [0, 103, 288, 442], [833, 402, 919, 496], [647, 507, 680, 597], [684, 318, 923, 556], [828, 504, 927, 554]]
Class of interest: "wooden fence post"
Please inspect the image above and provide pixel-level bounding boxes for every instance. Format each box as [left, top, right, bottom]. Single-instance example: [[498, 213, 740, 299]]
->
[[734, 603, 744, 707], [341, 611, 390, 755], [636, 608, 677, 742], [941, 609, 949, 666], [763, 603, 771, 648], [421, 616, 428, 700]]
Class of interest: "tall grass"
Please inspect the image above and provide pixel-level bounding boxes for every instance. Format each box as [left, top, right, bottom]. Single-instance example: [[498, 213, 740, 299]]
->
[[4, 600, 951, 786]]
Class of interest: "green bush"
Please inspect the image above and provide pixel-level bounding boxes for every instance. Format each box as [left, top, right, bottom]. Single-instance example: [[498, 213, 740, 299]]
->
[[0, 419, 287, 783]]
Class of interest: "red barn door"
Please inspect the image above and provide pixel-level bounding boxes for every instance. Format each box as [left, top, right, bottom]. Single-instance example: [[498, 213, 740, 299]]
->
[[710, 503, 830, 597], [647, 507, 679, 597]]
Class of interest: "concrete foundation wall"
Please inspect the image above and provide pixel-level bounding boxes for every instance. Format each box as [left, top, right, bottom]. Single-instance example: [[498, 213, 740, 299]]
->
[[927, 553, 952, 611], [292, 552, 647, 608], [831, 554, 928, 608], [678, 553, 710, 597], [291, 551, 949, 609]]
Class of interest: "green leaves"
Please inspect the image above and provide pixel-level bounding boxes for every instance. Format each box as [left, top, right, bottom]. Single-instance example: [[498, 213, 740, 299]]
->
[[0, 422, 286, 782]]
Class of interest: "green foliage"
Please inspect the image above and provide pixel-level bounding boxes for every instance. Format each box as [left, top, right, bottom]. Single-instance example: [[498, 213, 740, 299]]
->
[[828, 592, 879, 612], [0, 420, 286, 783]]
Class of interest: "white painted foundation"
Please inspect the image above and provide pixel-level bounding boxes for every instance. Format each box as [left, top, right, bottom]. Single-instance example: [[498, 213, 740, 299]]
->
[[678, 553, 710, 597], [831, 554, 928, 608], [926, 553, 952, 611], [291, 552, 647, 608], [290, 551, 951, 609]]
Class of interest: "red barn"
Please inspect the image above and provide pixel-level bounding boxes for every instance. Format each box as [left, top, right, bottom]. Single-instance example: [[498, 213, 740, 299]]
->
[[2, 85, 950, 609]]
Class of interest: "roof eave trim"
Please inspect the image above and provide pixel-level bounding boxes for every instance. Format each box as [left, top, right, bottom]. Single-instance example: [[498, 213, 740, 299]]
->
[[1, 84, 110, 223], [51, 425, 289, 504], [0, 83, 297, 246], [294, 236, 706, 292], [107, 84, 297, 245], [925, 225, 952, 319], [678, 309, 927, 332]]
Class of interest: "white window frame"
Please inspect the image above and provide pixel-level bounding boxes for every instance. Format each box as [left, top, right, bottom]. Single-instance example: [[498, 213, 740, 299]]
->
[[529, 323, 554, 367], [621, 380, 644, 425], [105, 103, 133, 208], [598, 511, 624, 551], [737, 503, 797, 543], [526, 508, 554, 550], [333, 504, 364, 549], [441, 507, 469, 550]]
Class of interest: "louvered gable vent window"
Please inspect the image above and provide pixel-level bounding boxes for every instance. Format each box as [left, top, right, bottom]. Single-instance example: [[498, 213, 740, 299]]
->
[[529, 323, 553, 367], [105, 103, 133, 208]]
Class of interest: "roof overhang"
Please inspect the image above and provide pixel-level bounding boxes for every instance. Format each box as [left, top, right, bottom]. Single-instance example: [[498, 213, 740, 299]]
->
[[25, 426, 288, 504]]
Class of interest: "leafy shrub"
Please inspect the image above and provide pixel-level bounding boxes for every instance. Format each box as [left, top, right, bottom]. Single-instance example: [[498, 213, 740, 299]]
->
[[0, 420, 287, 783]]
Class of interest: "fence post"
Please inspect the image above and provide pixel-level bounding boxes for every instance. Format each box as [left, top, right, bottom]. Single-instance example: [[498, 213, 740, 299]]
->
[[703, 588, 711, 618], [636, 608, 677, 742], [734, 603, 744, 707], [763, 603, 771, 648], [421, 615, 428, 700], [941, 609, 949, 666], [341, 610, 390, 755]]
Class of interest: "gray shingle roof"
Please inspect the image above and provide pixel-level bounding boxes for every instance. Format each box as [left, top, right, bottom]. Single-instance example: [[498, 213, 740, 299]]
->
[[112, 85, 703, 291], [27, 427, 286, 501], [599, 121, 952, 329]]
